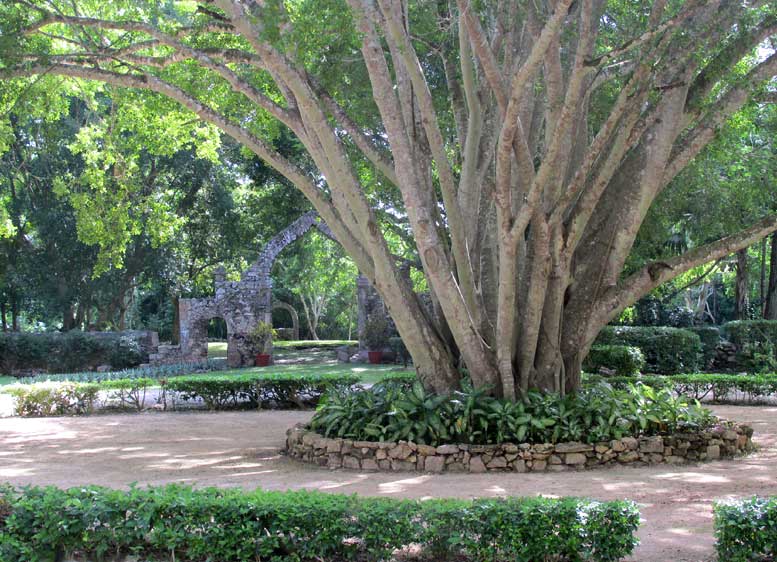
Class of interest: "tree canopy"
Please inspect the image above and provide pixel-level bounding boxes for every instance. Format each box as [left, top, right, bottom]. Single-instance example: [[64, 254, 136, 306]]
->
[[1, 0, 776, 397]]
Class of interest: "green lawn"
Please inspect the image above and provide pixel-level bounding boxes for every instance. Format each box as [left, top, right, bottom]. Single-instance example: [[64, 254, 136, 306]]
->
[[0, 376, 15, 386], [199, 361, 411, 384]]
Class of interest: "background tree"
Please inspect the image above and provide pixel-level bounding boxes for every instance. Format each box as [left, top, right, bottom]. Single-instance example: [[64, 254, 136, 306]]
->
[[2, 0, 777, 396]]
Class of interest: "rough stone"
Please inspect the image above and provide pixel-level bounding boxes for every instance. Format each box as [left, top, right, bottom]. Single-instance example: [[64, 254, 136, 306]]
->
[[622, 437, 639, 451], [424, 456, 445, 473], [532, 460, 548, 471], [342, 456, 360, 469], [611, 440, 627, 452], [640, 436, 665, 454], [388, 443, 414, 460], [722, 430, 738, 441], [361, 458, 378, 471], [706, 445, 720, 460], [436, 444, 459, 455], [554, 442, 593, 454], [618, 451, 640, 463], [417, 444, 437, 456], [486, 456, 508, 469], [469, 456, 487, 473], [564, 453, 587, 465]]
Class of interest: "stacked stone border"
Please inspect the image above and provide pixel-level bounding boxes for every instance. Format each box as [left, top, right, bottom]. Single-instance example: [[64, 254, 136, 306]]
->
[[286, 423, 753, 473]]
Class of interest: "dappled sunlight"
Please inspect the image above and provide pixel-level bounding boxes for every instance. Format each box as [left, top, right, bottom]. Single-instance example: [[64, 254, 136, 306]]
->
[[378, 475, 432, 494], [652, 472, 731, 484], [0, 467, 36, 477]]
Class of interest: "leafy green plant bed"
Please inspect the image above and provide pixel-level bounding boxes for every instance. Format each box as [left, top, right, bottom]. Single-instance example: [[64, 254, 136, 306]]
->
[[601, 373, 777, 403], [3, 373, 359, 416], [311, 380, 714, 446], [714, 496, 777, 562], [0, 484, 640, 562], [15, 360, 224, 384]]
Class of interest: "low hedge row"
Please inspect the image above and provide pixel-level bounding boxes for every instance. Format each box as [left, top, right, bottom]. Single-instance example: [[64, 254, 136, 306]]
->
[[0, 484, 640, 562], [3, 373, 360, 416], [583, 345, 645, 376], [715, 496, 777, 562], [16, 360, 224, 384], [601, 373, 777, 402], [595, 326, 701, 374]]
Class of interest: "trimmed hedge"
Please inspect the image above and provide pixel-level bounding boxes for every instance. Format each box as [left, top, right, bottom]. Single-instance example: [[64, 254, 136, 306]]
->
[[165, 372, 359, 409], [723, 320, 777, 372], [17, 360, 224, 384], [0, 331, 144, 374], [601, 373, 777, 403], [595, 326, 701, 374], [0, 484, 640, 562], [3, 373, 360, 416], [688, 326, 721, 367], [715, 497, 777, 562], [583, 345, 645, 376]]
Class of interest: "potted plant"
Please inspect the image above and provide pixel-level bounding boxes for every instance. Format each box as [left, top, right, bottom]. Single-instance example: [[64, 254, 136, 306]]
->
[[364, 314, 388, 364], [248, 321, 274, 366]]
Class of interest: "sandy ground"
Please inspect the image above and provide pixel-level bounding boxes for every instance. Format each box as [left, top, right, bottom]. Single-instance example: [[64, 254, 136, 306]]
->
[[1, 405, 776, 561]]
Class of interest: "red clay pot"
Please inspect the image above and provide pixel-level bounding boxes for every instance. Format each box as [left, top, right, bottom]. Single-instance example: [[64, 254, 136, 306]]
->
[[255, 353, 271, 367], [368, 351, 383, 364]]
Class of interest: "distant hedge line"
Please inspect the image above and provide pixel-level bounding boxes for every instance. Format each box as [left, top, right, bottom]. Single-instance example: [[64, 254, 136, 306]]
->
[[594, 326, 701, 374], [3, 373, 359, 416], [0, 331, 146, 374], [0, 484, 640, 562]]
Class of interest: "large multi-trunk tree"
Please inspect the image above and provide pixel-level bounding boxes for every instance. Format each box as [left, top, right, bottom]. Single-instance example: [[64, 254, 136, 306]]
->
[[2, 0, 776, 397]]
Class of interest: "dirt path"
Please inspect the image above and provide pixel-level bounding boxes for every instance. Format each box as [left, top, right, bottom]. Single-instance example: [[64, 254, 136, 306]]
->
[[2, 405, 776, 561]]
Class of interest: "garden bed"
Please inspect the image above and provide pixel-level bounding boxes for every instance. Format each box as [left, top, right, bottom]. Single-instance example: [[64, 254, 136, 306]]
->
[[286, 422, 754, 473]]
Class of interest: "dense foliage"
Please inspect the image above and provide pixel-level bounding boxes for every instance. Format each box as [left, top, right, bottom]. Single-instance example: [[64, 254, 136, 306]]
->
[[714, 497, 777, 562], [310, 381, 714, 446], [4, 372, 359, 415], [595, 326, 701, 374], [0, 331, 143, 374], [583, 345, 645, 376], [0, 484, 640, 562], [723, 320, 777, 372], [688, 326, 721, 368]]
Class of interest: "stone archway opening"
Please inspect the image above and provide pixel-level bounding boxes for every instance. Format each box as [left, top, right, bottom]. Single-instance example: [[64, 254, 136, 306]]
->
[[272, 301, 299, 341], [207, 317, 228, 359]]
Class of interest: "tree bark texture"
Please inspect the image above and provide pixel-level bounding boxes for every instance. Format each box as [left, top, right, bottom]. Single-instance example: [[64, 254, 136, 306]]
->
[[8, 0, 777, 395]]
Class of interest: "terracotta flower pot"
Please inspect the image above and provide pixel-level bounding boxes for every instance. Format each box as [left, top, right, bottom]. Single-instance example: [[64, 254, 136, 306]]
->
[[368, 351, 383, 364], [255, 353, 271, 367]]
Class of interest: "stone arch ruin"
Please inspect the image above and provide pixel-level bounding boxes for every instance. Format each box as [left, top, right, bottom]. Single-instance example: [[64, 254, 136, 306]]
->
[[272, 301, 300, 341], [151, 211, 351, 367]]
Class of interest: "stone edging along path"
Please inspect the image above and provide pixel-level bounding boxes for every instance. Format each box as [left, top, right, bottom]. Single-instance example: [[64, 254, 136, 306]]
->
[[286, 423, 754, 473]]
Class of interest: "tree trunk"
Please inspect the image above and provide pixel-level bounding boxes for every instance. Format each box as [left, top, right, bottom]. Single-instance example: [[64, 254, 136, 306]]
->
[[0, 300, 7, 332], [766, 234, 777, 320], [735, 249, 749, 320], [11, 293, 19, 331]]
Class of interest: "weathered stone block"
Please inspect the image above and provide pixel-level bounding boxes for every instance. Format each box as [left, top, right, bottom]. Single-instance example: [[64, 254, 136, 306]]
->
[[639, 436, 664, 454], [618, 451, 639, 463], [706, 445, 720, 460], [555, 442, 592, 453], [436, 444, 459, 455], [388, 443, 414, 459], [621, 437, 639, 450], [424, 456, 445, 473], [361, 458, 378, 471], [342, 455, 360, 469], [486, 456, 508, 469], [416, 444, 436, 456], [565, 453, 587, 465], [531, 459, 547, 471], [469, 456, 487, 473]]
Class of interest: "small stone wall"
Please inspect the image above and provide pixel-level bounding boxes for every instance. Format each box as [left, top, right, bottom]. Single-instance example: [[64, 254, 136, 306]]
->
[[286, 423, 753, 473]]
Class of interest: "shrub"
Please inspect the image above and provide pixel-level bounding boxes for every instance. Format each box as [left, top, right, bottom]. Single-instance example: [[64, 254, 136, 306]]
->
[[3, 372, 361, 415], [723, 320, 777, 372], [595, 326, 701, 374], [165, 372, 360, 409], [0, 484, 640, 562], [583, 345, 645, 376], [714, 497, 777, 562], [311, 380, 714, 446], [602, 373, 777, 403], [5, 382, 99, 416], [0, 331, 147, 375], [247, 321, 274, 355], [363, 314, 389, 350], [688, 326, 721, 368], [388, 336, 410, 366]]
